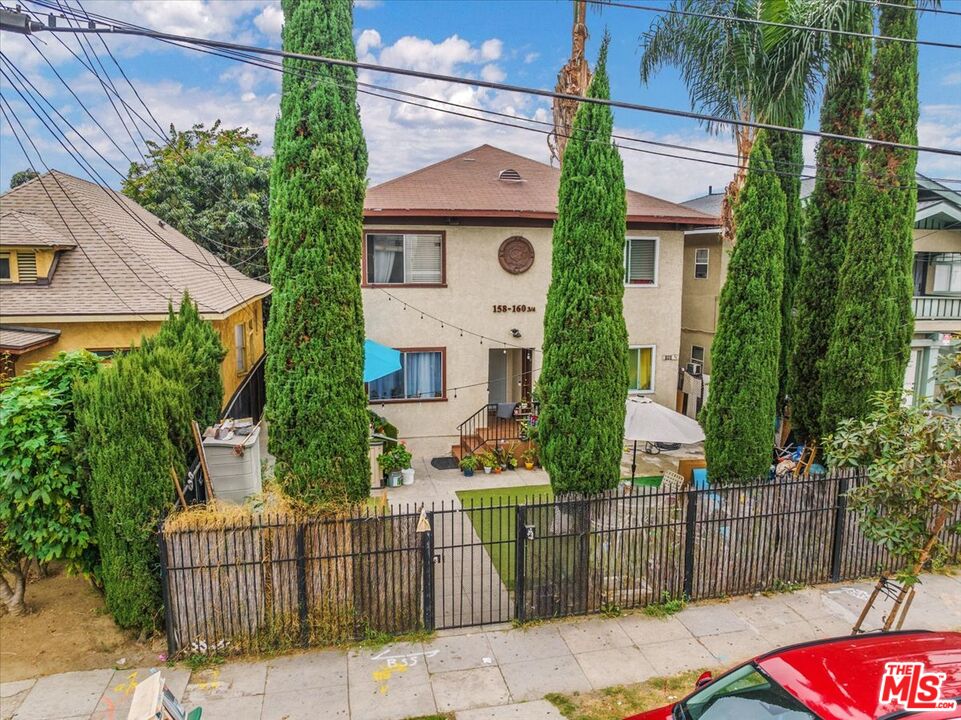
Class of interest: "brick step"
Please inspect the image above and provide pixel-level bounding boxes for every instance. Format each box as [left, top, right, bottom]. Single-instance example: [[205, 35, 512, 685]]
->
[[450, 437, 534, 462]]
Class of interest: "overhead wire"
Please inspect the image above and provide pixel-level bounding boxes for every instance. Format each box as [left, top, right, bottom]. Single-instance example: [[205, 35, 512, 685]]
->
[[1, 54, 248, 307], [0, 93, 152, 321], [21, 5, 961, 158], [594, 0, 961, 49]]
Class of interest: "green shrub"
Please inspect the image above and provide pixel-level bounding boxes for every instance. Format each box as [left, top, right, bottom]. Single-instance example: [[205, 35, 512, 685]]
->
[[143, 292, 226, 428], [75, 346, 191, 632], [0, 351, 101, 614]]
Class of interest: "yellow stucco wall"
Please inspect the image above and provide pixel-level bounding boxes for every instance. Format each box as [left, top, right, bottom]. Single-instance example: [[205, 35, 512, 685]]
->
[[0, 246, 56, 283], [9, 298, 265, 407]]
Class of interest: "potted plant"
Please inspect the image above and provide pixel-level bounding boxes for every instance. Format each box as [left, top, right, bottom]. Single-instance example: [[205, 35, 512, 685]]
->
[[459, 454, 479, 477], [480, 452, 496, 474], [377, 445, 412, 488], [503, 442, 519, 471], [396, 443, 415, 485], [522, 447, 537, 470]]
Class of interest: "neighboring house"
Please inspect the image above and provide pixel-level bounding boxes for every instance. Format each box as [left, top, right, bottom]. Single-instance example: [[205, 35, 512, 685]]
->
[[0, 171, 271, 402], [678, 173, 961, 409], [362, 144, 715, 457]]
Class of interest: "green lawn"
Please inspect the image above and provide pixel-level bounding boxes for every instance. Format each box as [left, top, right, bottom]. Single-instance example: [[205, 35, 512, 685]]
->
[[456, 484, 553, 590]]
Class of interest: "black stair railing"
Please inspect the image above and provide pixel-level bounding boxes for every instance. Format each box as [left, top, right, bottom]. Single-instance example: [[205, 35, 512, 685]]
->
[[456, 402, 536, 458]]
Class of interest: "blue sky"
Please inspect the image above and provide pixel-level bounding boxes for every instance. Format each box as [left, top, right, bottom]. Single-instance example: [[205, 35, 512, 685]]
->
[[1, 0, 959, 201]]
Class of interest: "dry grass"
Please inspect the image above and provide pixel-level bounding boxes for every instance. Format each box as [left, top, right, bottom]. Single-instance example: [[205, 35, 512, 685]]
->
[[546, 668, 721, 720]]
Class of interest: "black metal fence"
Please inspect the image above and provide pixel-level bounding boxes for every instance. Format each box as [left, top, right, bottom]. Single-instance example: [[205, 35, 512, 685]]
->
[[161, 472, 961, 655]]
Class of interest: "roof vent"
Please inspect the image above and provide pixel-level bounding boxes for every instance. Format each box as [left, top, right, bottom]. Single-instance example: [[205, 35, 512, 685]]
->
[[498, 168, 523, 183]]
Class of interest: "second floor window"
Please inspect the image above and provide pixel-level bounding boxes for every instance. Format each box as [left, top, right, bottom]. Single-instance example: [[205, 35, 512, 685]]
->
[[366, 233, 443, 285], [932, 253, 961, 294], [0, 253, 9, 281], [625, 237, 657, 285], [694, 248, 709, 279]]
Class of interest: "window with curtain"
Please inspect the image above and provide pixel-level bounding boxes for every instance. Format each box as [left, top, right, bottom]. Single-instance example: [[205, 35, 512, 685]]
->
[[368, 350, 444, 401], [628, 346, 654, 392], [932, 253, 961, 294], [366, 233, 443, 285], [625, 237, 657, 285], [694, 248, 709, 279]]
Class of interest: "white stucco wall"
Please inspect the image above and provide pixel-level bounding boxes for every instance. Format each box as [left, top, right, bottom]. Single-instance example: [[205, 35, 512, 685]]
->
[[362, 221, 685, 458]]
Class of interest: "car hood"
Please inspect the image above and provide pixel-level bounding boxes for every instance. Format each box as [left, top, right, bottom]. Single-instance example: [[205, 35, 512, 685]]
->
[[623, 704, 674, 720]]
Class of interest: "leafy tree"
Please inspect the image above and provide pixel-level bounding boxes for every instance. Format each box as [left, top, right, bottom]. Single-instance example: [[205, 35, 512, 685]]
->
[[821, 1, 919, 434], [75, 346, 191, 633], [0, 352, 100, 615], [826, 380, 960, 587], [788, 2, 872, 441], [702, 132, 786, 481], [539, 39, 628, 495], [9, 168, 38, 189], [265, 0, 371, 504], [123, 121, 269, 279], [142, 292, 226, 428]]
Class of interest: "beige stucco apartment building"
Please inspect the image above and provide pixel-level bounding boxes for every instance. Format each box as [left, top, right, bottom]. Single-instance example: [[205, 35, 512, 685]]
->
[[678, 174, 961, 409], [362, 145, 714, 457]]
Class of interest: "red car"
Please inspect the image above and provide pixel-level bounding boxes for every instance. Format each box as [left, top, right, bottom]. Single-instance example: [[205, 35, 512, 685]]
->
[[626, 630, 961, 720]]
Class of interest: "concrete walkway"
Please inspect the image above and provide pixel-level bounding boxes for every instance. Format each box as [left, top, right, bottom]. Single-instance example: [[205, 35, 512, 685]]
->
[[4, 571, 960, 720]]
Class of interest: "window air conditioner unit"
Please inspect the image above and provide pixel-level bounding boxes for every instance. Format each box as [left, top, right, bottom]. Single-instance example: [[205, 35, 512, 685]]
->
[[686, 362, 703, 376]]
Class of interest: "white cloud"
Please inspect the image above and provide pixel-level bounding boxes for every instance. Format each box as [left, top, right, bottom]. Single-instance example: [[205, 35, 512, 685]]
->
[[480, 39, 503, 62], [253, 3, 283, 37], [355, 0, 383, 8], [524, 52, 540, 64], [917, 103, 961, 180], [480, 64, 506, 83], [242, 92, 257, 102], [356, 29, 383, 57], [943, 71, 961, 87]]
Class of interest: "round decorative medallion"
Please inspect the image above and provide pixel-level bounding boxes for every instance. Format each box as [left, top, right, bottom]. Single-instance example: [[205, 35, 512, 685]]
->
[[498, 236, 535, 274]]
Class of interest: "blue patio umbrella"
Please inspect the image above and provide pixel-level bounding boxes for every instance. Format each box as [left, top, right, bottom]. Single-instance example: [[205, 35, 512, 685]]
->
[[364, 339, 402, 382]]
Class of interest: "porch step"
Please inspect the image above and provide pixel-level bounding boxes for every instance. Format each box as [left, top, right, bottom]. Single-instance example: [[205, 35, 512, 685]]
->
[[450, 437, 534, 461]]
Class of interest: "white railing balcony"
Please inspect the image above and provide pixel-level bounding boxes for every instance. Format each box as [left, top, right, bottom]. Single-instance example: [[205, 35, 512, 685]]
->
[[913, 295, 961, 321]]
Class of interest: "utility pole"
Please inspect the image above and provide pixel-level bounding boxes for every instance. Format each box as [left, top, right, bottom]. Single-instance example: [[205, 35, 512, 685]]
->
[[548, 0, 590, 166]]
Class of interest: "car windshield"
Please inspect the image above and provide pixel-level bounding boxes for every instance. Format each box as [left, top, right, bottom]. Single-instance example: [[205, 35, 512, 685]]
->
[[678, 663, 819, 720]]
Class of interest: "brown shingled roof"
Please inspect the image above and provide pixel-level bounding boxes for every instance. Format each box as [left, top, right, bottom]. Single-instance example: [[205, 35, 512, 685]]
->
[[0, 171, 271, 318], [365, 145, 715, 225], [0, 210, 76, 248]]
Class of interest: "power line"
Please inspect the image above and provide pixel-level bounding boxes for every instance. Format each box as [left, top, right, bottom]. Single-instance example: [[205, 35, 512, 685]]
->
[[0, 93, 152, 321], [15, 9, 961, 158], [596, 0, 961, 49], [1, 56, 248, 306]]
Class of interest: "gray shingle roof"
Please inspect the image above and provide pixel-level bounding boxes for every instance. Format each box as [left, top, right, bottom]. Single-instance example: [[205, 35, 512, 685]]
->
[[0, 171, 271, 318], [0, 210, 76, 248], [0, 325, 60, 352]]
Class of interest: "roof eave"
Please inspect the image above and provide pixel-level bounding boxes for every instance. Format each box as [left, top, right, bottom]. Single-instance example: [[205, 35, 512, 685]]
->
[[365, 209, 718, 226]]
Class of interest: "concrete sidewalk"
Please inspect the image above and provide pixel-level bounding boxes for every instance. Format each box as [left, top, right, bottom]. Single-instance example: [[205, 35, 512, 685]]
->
[[4, 572, 960, 720]]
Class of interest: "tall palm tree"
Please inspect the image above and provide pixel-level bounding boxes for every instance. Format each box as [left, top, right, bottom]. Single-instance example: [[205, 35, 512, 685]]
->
[[638, 0, 844, 242]]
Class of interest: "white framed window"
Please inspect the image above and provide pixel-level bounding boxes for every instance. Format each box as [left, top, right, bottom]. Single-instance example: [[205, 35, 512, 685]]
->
[[691, 345, 705, 365], [0, 252, 10, 281], [368, 349, 445, 401], [932, 253, 961, 294], [624, 237, 658, 286], [366, 232, 444, 285], [235, 323, 247, 373], [694, 248, 709, 279], [628, 345, 655, 393]]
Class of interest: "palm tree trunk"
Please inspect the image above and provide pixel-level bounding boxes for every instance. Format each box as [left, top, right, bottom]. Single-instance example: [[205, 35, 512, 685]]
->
[[721, 125, 757, 245]]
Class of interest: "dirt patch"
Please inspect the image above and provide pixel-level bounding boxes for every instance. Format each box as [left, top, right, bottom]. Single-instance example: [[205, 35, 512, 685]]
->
[[0, 567, 165, 682], [547, 668, 720, 720]]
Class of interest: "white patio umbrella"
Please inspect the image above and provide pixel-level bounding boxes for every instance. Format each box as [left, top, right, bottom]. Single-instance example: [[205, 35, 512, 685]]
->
[[624, 396, 705, 478]]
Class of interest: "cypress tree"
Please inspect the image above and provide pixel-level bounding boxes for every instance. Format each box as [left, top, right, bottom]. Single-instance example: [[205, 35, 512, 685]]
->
[[768, 101, 804, 417], [265, 0, 371, 503], [539, 39, 628, 495], [75, 347, 191, 632], [143, 292, 226, 428], [702, 132, 786, 481], [821, 1, 918, 434], [789, 3, 871, 441]]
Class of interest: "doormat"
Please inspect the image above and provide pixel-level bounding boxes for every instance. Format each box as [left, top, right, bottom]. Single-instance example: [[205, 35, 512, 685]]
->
[[431, 456, 459, 470]]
